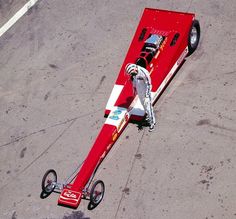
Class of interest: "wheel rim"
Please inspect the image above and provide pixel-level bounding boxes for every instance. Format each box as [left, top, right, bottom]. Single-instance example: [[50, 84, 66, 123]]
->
[[190, 26, 198, 47], [91, 182, 104, 204], [44, 172, 56, 193]]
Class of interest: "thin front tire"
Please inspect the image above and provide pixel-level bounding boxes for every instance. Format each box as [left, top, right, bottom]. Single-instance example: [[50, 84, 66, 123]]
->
[[41, 169, 57, 194], [89, 180, 105, 206]]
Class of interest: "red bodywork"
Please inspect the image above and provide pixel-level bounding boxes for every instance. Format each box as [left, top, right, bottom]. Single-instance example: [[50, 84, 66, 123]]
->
[[58, 8, 195, 208]]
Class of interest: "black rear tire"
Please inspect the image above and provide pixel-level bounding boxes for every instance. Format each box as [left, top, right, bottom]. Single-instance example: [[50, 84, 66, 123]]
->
[[188, 20, 200, 55]]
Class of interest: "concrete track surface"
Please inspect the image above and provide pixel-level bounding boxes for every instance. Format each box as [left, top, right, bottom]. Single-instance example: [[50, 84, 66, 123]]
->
[[0, 0, 236, 218]]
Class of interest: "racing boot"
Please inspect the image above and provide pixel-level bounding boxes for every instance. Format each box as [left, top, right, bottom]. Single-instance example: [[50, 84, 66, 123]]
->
[[149, 122, 156, 132]]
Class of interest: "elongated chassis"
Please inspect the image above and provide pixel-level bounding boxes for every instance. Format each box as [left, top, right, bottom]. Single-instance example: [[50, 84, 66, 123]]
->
[[42, 8, 200, 209]]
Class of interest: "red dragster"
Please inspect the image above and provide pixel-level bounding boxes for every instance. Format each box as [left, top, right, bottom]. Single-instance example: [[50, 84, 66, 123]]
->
[[41, 8, 200, 209]]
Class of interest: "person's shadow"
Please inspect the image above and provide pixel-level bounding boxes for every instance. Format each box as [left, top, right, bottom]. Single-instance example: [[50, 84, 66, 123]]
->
[[130, 117, 149, 131]]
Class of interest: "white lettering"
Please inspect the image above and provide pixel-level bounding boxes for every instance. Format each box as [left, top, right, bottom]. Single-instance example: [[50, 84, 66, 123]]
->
[[63, 191, 77, 199]]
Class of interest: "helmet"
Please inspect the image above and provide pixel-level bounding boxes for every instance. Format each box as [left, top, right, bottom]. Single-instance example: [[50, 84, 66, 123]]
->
[[125, 63, 138, 76]]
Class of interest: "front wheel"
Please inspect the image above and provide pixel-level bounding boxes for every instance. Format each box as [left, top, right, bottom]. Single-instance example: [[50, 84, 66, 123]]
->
[[188, 20, 200, 55], [89, 180, 105, 206], [41, 169, 57, 194]]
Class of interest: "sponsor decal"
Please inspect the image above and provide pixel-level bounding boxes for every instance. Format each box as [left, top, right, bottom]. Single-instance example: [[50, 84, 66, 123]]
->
[[160, 38, 167, 51], [117, 112, 130, 133], [109, 109, 123, 121], [112, 132, 118, 141], [64, 191, 77, 199], [60, 189, 81, 202], [117, 118, 124, 133], [105, 107, 128, 127], [99, 142, 113, 162], [124, 112, 129, 122], [109, 115, 119, 120], [113, 110, 122, 115]]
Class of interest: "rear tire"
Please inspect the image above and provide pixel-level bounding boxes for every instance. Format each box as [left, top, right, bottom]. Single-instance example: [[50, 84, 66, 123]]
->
[[188, 20, 200, 55], [41, 169, 57, 194]]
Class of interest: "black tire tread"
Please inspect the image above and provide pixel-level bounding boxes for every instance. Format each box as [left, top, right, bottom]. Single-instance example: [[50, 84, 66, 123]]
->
[[188, 19, 200, 55], [41, 169, 57, 193], [89, 180, 105, 206]]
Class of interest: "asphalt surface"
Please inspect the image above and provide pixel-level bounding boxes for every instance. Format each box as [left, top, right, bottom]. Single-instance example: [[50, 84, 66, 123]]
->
[[0, 0, 236, 218]]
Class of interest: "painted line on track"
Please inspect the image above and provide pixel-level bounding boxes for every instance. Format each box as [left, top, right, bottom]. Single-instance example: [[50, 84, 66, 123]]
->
[[0, 0, 39, 38]]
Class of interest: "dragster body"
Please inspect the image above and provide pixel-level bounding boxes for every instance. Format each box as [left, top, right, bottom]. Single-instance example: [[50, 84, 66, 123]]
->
[[42, 8, 200, 209]]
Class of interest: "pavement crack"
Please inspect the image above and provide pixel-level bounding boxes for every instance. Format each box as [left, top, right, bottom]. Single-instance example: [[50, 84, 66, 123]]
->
[[114, 129, 145, 219], [0, 108, 103, 190], [186, 0, 194, 12], [0, 129, 47, 148], [20, 119, 76, 175], [0, 119, 76, 190], [0, 108, 103, 149]]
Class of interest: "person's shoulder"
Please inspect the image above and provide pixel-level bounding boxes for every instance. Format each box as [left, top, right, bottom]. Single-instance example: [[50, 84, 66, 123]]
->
[[138, 66, 149, 74]]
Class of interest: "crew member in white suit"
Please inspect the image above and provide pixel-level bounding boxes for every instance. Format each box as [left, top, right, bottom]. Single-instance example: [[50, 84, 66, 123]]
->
[[125, 63, 156, 131]]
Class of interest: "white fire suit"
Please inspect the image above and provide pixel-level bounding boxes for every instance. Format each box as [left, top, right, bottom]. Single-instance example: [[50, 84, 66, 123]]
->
[[132, 65, 156, 126]]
